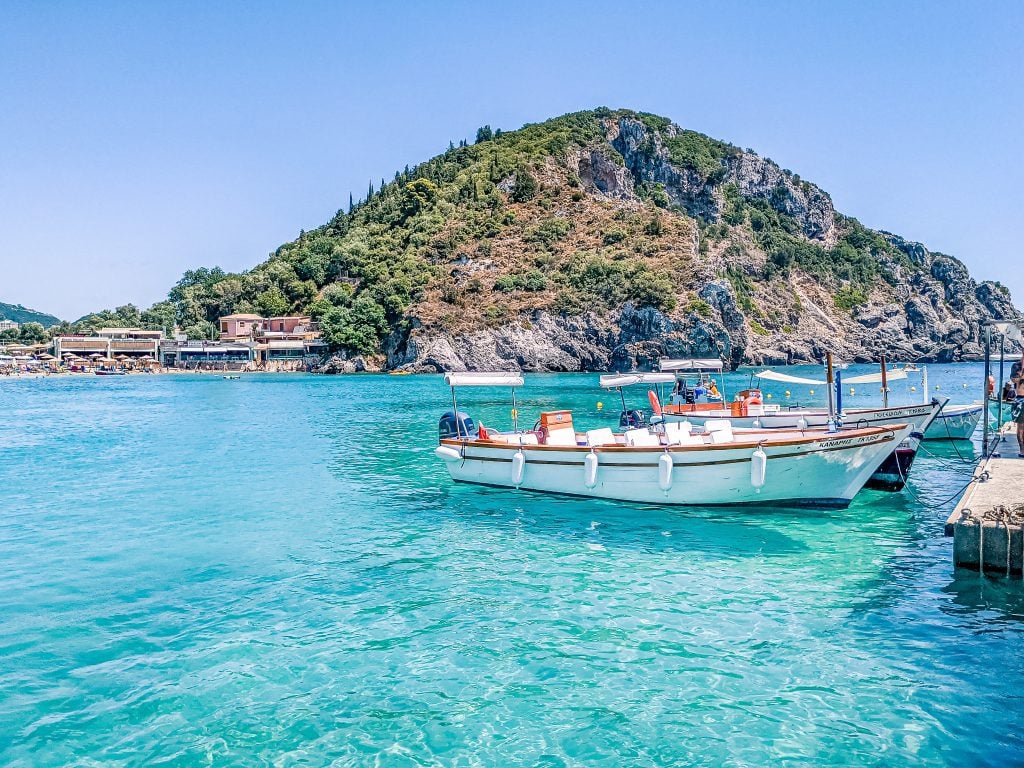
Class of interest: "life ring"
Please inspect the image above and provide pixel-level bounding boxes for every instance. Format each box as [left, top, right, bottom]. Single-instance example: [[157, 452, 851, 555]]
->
[[647, 389, 663, 418], [743, 391, 763, 408]]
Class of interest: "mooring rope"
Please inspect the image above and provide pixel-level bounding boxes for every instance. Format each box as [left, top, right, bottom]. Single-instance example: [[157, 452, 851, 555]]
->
[[895, 453, 989, 508]]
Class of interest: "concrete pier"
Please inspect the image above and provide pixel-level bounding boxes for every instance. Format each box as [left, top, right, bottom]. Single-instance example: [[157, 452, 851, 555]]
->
[[946, 424, 1024, 575]]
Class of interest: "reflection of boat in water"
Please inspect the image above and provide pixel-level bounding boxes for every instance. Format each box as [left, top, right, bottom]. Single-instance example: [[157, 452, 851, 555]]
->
[[434, 372, 914, 509]]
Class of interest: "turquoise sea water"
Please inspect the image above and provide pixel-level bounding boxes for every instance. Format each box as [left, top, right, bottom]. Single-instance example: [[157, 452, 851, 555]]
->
[[1, 366, 1022, 767]]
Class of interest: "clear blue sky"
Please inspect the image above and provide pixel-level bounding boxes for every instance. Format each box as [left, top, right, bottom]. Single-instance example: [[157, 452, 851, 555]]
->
[[2, 0, 1021, 320]]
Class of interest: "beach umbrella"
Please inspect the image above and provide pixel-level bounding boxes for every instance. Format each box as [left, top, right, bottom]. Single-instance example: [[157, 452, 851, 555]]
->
[[138, 356, 155, 362], [37, 353, 55, 361], [97, 356, 116, 363], [89, 352, 104, 359]]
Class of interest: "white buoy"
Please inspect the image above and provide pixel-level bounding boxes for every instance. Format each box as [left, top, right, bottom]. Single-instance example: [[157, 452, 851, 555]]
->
[[796, 417, 808, 430], [511, 449, 526, 486], [584, 451, 599, 489], [435, 446, 462, 463], [750, 447, 767, 490], [658, 453, 673, 492]]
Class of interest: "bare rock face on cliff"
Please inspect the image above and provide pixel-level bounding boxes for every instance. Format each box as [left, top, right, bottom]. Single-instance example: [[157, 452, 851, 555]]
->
[[249, 108, 1019, 371]]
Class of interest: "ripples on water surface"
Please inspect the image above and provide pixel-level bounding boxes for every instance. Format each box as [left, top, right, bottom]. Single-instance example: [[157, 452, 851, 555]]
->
[[0, 367, 1022, 766]]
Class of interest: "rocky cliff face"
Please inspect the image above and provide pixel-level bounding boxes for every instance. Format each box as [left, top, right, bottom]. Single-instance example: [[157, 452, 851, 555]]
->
[[375, 113, 1019, 372]]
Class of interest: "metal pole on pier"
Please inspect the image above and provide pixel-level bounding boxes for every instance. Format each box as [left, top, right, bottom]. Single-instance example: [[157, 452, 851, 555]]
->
[[997, 334, 1006, 430], [982, 322, 991, 456]]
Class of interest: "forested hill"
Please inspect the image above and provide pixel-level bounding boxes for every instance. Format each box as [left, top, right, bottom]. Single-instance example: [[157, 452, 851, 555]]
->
[[75, 108, 1020, 369], [0, 302, 60, 327]]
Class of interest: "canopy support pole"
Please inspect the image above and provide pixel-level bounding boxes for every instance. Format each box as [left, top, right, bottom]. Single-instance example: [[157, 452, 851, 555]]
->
[[450, 386, 462, 439], [511, 387, 518, 433], [825, 352, 837, 432], [880, 356, 889, 408]]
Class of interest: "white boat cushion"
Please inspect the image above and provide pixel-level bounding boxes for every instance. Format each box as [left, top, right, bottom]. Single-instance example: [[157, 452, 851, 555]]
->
[[585, 427, 616, 447], [710, 427, 734, 444], [513, 433, 539, 445], [666, 427, 704, 446], [704, 419, 733, 433], [673, 432, 706, 446], [663, 421, 692, 439], [624, 429, 662, 447], [545, 427, 579, 447]]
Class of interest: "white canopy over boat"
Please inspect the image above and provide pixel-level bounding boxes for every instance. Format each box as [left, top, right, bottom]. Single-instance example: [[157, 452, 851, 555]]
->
[[444, 372, 524, 387], [754, 370, 824, 385], [992, 321, 1022, 342], [753, 368, 908, 386], [659, 358, 724, 372], [599, 372, 677, 389], [843, 369, 907, 384]]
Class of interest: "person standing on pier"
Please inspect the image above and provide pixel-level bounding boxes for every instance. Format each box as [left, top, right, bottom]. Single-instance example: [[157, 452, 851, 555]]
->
[[1013, 351, 1024, 457]]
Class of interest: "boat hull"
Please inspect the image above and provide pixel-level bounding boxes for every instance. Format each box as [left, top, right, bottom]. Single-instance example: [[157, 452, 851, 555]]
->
[[923, 403, 983, 440], [438, 426, 910, 509], [864, 440, 918, 492]]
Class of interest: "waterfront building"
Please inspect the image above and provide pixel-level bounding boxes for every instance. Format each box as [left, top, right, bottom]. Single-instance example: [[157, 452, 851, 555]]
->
[[158, 340, 255, 368], [218, 314, 264, 341], [53, 327, 163, 360], [0, 319, 20, 332], [216, 314, 326, 362]]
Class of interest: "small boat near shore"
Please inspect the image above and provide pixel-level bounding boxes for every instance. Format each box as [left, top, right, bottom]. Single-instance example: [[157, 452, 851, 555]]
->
[[434, 372, 914, 509]]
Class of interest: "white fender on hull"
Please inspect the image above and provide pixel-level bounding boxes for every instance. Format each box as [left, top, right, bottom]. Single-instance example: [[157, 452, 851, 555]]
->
[[511, 449, 526, 486], [584, 451, 599, 488], [435, 445, 463, 463], [751, 447, 767, 490], [658, 452, 674, 491]]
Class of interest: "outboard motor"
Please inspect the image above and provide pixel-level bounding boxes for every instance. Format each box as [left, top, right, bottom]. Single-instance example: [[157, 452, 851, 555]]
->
[[439, 410, 477, 440], [619, 409, 647, 429]]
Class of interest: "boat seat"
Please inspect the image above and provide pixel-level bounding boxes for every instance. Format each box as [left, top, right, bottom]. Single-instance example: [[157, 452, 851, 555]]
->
[[710, 427, 734, 444], [672, 432, 706, 446], [663, 421, 692, 439], [493, 432, 539, 445], [624, 428, 662, 447], [704, 419, 733, 433], [544, 427, 578, 447], [585, 427, 616, 447], [666, 424, 704, 445]]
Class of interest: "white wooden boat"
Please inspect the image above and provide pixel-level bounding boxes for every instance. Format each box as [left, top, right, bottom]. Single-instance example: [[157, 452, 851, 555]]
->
[[435, 373, 914, 509], [601, 371, 943, 493], [924, 402, 984, 440]]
